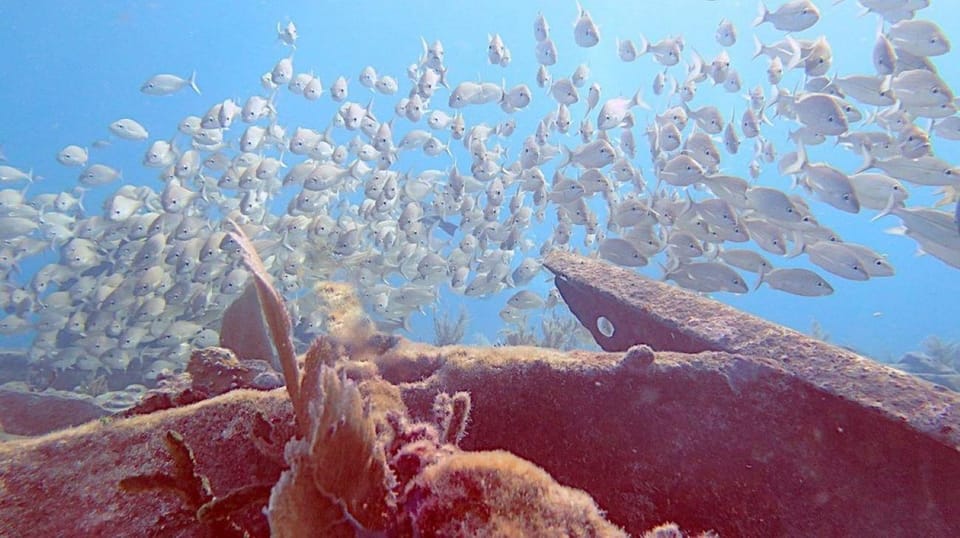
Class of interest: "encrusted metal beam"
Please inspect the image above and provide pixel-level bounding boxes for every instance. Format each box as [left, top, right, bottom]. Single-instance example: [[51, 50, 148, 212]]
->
[[544, 250, 960, 449]]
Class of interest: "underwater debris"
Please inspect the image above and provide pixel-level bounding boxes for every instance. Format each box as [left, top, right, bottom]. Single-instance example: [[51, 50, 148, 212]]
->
[[432, 305, 469, 346], [544, 249, 960, 447]]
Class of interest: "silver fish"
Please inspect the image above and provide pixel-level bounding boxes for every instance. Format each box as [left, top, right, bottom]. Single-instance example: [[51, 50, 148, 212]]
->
[[140, 72, 200, 96], [753, 0, 820, 32], [758, 268, 833, 296], [573, 1, 600, 47]]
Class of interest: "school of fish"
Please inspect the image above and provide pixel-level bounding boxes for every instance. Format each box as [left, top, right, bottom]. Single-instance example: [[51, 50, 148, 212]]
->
[[0, 0, 958, 382]]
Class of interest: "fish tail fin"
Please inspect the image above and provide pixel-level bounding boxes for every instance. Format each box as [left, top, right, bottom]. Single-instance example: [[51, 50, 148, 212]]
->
[[74, 186, 87, 213], [884, 225, 907, 237], [854, 145, 875, 174], [437, 66, 450, 90], [419, 36, 429, 66], [785, 231, 805, 258], [870, 193, 901, 222], [754, 269, 767, 291], [347, 159, 364, 180], [559, 144, 573, 168], [795, 142, 809, 171], [637, 34, 650, 56], [752, 34, 764, 60], [784, 37, 804, 71], [188, 71, 201, 95], [753, 1, 769, 27], [631, 87, 650, 111]]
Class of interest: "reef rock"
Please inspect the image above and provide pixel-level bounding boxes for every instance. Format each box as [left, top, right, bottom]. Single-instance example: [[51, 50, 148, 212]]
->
[[375, 337, 960, 536], [0, 382, 109, 436], [0, 389, 294, 537]]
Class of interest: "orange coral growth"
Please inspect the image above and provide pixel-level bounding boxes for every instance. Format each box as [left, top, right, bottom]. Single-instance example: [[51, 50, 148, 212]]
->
[[403, 450, 627, 537]]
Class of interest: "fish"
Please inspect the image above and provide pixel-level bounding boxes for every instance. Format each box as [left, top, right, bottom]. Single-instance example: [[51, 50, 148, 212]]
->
[[109, 118, 150, 141], [0, 165, 34, 184], [665, 261, 748, 294], [488, 34, 506, 65], [802, 241, 870, 281], [872, 32, 897, 75], [753, 0, 820, 32], [507, 290, 545, 310], [374, 75, 398, 95], [598, 238, 648, 267], [618, 38, 638, 62], [831, 75, 895, 107], [550, 78, 580, 106], [78, 164, 122, 187], [56, 145, 89, 167], [359, 66, 378, 88], [793, 93, 848, 136], [533, 12, 550, 42], [141, 72, 201, 96], [330, 76, 349, 101], [890, 69, 954, 107], [7, 1, 960, 400], [757, 268, 834, 296], [277, 20, 298, 46], [716, 18, 737, 47], [718, 248, 773, 274], [535, 38, 558, 65], [597, 89, 647, 130], [560, 139, 615, 169], [573, 1, 600, 47], [887, 19, 950, 57], [746, 186, 803, 223]]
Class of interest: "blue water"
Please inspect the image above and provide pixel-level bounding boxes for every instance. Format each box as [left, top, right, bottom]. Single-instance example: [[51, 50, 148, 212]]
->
[[0, 0, 958, 368]]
